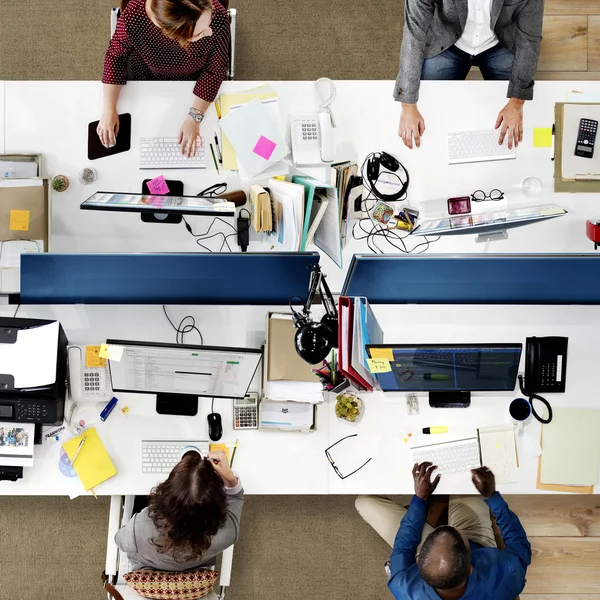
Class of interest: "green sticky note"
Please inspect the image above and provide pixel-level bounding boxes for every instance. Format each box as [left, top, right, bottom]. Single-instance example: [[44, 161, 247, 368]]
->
[[533, 128, 552, 148]]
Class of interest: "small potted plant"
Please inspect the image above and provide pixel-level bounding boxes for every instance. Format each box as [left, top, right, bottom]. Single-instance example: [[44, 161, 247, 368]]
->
[[335, 391, 363, 423], [52, 174, 69, 192]]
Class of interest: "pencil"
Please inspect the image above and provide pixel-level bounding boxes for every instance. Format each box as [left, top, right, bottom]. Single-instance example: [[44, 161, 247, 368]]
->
[[71, 435, 86, 466], [209, 143, 220, 174], [230, 439, 239, 467], [215, 99, 222, 119]]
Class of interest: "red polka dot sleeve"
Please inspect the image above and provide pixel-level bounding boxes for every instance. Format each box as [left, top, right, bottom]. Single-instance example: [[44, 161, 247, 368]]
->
[[101, 0, 230, 103]]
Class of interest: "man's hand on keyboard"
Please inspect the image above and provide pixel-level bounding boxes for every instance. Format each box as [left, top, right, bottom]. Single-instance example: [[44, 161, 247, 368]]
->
[[412, 461, 441, 501], [471, 466, 496, 499], [179, 116, 201, 158], [495, 98, 524, 150]]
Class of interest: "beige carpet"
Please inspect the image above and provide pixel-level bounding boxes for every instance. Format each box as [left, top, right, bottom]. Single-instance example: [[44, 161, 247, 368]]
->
[[0, 0, 403, 81]]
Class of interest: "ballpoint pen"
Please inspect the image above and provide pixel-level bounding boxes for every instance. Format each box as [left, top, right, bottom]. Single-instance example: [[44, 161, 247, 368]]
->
[[71, 435, 86, 466], [209, 143, 220, 174], [214, 134, 223, 164]]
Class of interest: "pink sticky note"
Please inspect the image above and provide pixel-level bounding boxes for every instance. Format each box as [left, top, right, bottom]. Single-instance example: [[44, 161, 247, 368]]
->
[[147, 175, 170, 195], [253, 135, 277, 160]]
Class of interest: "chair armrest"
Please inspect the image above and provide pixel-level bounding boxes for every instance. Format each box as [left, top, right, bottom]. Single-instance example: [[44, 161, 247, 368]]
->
[[219, 545, 235, 587], [106, 495, 124, 577]]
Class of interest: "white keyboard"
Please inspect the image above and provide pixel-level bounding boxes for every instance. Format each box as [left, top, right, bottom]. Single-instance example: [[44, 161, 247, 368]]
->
[[412, 437, 481, 475], [448, 129, 516, 165], [140, 137, 206, 169], [142, 440, 209, 474]]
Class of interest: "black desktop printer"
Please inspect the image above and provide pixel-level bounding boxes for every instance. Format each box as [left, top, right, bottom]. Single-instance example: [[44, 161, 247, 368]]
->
[[0, 317, 68, 425]]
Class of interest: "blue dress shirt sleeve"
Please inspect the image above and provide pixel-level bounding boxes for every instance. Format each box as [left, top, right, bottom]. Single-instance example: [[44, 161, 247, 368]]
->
[[389, 495, 427, 580]]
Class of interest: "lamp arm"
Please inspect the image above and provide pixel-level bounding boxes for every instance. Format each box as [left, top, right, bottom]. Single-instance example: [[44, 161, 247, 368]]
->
[[304, 267, 322, 315], [319, 272, 338, 318]]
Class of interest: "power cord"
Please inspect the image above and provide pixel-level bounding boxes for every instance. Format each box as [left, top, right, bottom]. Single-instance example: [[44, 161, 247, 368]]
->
[[13, 304, 20, 318], [163, 305, 203, 345], [352, 152, 440, 254]]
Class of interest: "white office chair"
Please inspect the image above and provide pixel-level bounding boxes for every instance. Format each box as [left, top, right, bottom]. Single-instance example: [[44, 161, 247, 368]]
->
[[110, 4, 237, 80], [104, 495, 235, 600]]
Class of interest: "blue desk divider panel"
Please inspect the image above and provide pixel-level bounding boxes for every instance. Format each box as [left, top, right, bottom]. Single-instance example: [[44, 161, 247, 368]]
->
[[21, 252, 320, 305], [342, 254, 600, 304]]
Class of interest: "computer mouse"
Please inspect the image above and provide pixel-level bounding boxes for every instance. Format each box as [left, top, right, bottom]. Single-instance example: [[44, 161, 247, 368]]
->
[[207, 412, 223, 441]]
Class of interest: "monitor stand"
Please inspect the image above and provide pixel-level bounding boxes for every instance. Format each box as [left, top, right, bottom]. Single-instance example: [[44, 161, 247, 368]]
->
[[141, 212, 183, 225], [429, 391, 471, 408], [156, 393, 198, 416]]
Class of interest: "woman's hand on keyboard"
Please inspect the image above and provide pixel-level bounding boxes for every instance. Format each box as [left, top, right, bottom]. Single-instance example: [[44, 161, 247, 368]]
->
[[413, 461, 441, 501], [179, 116, 201, 158]]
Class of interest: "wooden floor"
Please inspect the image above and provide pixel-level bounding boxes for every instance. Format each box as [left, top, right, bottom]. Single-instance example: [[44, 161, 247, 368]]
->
[[469, 0, 600, 81], [506, 495, 600, 598]]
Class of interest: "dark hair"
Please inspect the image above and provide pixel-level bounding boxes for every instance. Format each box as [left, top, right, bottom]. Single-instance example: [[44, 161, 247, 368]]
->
[[148, 452, 228, 562], [150, 0, 213, 45], [417, 526, 470, 590]]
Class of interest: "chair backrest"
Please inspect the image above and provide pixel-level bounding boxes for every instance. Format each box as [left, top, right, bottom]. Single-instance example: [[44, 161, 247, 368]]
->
[[110, 1, 236, 80]]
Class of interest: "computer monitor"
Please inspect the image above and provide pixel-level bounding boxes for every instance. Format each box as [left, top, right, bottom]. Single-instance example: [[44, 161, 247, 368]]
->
[[366, 343, 522, 408], [107, 340, 262, 416]]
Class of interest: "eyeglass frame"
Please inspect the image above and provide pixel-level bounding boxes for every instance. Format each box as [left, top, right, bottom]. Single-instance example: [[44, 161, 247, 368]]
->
[[325, 434, 372, 479], [471, 188, 504, 202]]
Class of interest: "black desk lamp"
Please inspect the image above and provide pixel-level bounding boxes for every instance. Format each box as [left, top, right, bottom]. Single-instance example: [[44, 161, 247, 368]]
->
[[290, 265, 338, 365]]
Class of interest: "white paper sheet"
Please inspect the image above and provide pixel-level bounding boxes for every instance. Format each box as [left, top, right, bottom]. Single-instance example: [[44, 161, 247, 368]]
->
[[0, 321, 59, 388], [219, 98, 290, 178], [478, 425, 519, 484], [0, 422, 35, 467], [260, 401, 314, 429], [0, 240, 44, 268]]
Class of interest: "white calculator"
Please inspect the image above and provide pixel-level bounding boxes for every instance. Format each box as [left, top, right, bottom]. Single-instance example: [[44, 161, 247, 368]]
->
[[233, 393, 259, 430]]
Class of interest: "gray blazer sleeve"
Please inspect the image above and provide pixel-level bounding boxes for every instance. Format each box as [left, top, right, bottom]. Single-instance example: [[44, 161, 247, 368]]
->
[[115, 512, 139, 554], [507, 0, 544, 101], [394, 0, 436, 104]]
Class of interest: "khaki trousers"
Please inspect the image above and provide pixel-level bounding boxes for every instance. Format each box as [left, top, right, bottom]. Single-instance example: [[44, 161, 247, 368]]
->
[[355, 495, 497, 551]]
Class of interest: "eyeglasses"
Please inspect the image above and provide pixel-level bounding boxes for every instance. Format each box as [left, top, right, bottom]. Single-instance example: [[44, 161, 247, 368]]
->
[[325, 434, 372, 479], [471, 189, 504, 202]]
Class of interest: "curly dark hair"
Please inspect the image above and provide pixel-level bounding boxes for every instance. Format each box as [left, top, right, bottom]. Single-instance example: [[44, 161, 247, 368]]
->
[[417, 526, 470, 590], [148, 451, 228, 562]]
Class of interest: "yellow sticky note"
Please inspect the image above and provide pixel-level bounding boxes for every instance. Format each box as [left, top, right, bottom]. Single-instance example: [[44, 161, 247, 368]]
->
[[367, 358, 392, 373], [99, 344, 124, 362], [369, 348, 394, 361], [9, 210, 30, 231], [85, 345, 106, 368], [533, 128, 552, 148]]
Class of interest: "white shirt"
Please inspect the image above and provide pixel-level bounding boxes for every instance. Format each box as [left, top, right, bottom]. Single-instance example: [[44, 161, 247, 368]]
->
[[455, 0, 499, 56]]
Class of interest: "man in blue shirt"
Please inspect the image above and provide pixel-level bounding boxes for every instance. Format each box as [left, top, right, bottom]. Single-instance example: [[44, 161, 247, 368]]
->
[[356, 463, 531, 599]]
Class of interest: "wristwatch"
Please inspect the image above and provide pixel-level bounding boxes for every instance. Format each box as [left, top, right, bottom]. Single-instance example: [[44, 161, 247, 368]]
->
[[188, 107, 205, 123]]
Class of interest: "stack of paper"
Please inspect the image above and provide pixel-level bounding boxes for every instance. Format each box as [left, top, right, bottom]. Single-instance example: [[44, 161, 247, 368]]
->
[[250, 184, 273, 233], [217, 85, 289, 178], [260, 401, 315, 431], [265, 314, 323, 405], [540, 407, 600, 487], [330, 161, 361, 245]]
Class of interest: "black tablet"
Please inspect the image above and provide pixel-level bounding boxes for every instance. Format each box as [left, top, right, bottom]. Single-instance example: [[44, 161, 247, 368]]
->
[[87, 113, 132, 160]]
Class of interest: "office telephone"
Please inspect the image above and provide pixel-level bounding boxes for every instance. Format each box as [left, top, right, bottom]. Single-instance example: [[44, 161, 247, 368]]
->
[[524, 336, 568, 393], [67, 345, 111, 404], [290, 113, 334, 166]]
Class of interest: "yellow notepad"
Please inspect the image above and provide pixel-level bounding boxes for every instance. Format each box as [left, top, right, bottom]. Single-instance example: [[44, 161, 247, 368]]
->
[[209, 443, 231, 463], [62, 428, 117, 491]]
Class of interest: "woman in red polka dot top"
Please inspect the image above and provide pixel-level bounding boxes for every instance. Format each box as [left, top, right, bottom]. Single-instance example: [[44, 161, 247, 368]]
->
[[98, 0, 230, 157]]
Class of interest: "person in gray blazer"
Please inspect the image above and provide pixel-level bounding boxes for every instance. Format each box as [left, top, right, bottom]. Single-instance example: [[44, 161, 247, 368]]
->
[[115, 450, 243, 571], [395, 0, 544, 150]]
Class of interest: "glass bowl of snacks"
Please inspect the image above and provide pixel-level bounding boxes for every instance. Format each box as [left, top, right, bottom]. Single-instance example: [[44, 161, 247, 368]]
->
[[335, 392, 363, 423]]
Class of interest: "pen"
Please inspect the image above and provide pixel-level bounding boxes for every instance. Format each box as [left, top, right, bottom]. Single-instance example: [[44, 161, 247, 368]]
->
[[215, 99, 222, 119], [209, 143, 220, 174], [100, 396, 118, 422], [423, 426, 448, 434], [230, 439, 239, 467], [71, 435, 86, 465], [214, 134, 223, 164]]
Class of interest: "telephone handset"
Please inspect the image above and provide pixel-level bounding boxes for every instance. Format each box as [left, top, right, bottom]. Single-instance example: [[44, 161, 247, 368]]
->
[[290, 112, 335, 166], [67, 345, 111, 404], [518, 336, 568, 425]]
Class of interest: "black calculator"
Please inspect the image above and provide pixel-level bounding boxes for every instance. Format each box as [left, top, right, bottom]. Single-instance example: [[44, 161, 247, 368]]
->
[[575, 118, 598, 159]]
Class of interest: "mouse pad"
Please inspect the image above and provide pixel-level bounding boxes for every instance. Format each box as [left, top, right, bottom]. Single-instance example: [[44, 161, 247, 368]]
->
[[88, 113, 131, 160]]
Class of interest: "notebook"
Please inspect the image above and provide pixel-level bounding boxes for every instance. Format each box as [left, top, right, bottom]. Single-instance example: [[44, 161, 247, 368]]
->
[[62, 427, 117, 491], [540, 407, 600, 486], [477, 425, 519, 484], [209, 443, 230, 463]]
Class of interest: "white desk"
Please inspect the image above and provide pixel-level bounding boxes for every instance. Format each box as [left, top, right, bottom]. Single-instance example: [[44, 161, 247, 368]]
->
[[2, 80, 600, 496]]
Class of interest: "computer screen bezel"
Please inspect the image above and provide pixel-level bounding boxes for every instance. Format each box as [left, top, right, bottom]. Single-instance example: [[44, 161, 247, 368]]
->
[[106, 339, 263, 400], [366, 343, 523, 392], [80, 191, 235, 217]]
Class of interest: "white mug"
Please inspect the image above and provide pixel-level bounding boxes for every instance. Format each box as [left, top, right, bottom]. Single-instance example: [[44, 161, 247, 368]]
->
[[509, 397, 532, 435]]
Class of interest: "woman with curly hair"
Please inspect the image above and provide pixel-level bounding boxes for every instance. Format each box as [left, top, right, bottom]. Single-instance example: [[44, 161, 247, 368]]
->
[[115, 450, 243, 570]]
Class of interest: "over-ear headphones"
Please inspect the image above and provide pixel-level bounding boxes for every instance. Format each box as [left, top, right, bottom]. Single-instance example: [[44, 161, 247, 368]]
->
[[365, 151, 409, 202]]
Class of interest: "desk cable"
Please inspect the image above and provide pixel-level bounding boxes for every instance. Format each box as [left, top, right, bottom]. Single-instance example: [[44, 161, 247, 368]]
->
[[352, 152, 441, 254], [518, 375, 553, 424], [315, 77, 336, 127], [163, 305, 203, 345]]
